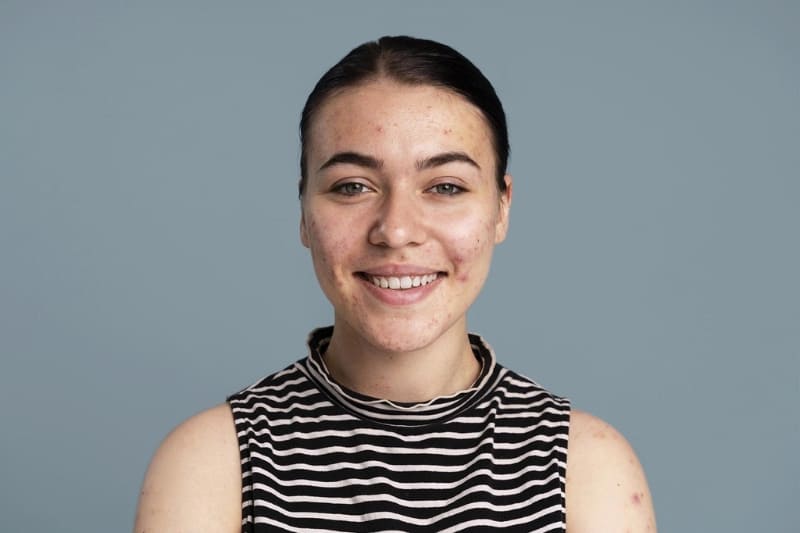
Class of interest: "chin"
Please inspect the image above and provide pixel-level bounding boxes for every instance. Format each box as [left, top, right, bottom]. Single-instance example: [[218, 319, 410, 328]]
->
[[348, 314, 456, 355]]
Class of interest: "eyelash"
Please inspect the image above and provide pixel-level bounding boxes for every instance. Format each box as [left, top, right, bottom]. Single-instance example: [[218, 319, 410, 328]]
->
[[331, 181, 465, 197], [332, 182, 372, 196], [429, 183, 464, 196]]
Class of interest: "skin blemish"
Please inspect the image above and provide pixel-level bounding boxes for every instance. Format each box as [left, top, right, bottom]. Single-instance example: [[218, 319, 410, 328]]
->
[[631, 492, 644, 505]]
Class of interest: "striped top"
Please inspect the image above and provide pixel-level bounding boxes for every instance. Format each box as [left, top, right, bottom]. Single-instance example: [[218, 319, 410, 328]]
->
[[227, 327, 571, 532]]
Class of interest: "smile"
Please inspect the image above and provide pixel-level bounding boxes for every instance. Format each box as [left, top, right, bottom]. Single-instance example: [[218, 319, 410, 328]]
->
[[368, 273, 439, 290]]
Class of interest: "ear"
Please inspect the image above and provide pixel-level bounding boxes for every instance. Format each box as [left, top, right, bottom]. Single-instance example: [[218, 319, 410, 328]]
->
[[300, 210, 310, 248], [494, 174, 513, 244]]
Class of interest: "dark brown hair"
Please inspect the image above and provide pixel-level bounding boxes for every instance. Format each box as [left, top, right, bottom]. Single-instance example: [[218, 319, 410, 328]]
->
[[299, 35, 509, 197]]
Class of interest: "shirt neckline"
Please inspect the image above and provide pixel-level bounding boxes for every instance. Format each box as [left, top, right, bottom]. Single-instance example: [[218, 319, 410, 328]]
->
[[301, 326, 503, 427]]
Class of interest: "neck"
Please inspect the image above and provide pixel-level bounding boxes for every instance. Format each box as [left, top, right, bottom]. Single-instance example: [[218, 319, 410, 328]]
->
[[322, 321, 480, 403]]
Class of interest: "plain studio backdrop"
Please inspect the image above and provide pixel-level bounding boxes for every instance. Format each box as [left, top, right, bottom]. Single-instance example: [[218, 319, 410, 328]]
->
[[1, 2, 797, 531]]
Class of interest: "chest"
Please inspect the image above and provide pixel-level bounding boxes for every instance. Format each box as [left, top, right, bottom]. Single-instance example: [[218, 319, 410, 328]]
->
[[240, 401, 568, 532]]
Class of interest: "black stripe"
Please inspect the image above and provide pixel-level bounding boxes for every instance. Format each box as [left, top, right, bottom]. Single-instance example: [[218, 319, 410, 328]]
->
[[227, 327, 570, 532]]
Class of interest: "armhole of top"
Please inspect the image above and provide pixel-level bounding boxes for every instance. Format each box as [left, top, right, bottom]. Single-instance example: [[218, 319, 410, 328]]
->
[[226, 398, 254, 533]]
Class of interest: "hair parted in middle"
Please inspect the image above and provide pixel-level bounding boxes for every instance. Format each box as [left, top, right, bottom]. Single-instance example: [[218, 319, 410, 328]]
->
[[298, 35, 510, 197]]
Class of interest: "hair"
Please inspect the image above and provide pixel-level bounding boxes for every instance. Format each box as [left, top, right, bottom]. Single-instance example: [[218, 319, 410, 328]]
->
[[298, 35, 509, 197]]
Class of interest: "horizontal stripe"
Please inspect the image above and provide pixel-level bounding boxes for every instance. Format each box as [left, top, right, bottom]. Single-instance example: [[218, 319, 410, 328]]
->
[[227, 326, 570, 532]]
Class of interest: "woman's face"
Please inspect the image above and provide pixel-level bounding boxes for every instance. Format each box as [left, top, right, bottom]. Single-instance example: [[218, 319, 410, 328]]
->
[[301, 79, 511, 354]]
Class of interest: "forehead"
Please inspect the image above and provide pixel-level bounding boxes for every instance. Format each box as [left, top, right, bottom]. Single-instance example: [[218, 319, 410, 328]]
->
[[307, 80, 495, 168]]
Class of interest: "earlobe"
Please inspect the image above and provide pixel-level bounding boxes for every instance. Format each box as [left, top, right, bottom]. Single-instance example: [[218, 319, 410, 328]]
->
[[495, 174, 513, 244]]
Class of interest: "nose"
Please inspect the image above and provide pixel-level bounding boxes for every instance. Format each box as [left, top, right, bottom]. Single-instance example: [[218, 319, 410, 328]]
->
[[368, 190, 427, 248]]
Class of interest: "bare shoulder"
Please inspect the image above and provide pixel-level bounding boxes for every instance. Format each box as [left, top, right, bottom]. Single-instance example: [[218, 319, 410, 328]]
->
[[565, 409, 657, 533], [134, 403, 242, 533]]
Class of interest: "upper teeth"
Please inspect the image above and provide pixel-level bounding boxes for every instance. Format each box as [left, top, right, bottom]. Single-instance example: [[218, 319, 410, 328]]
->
[[371, 273, 438, 290]]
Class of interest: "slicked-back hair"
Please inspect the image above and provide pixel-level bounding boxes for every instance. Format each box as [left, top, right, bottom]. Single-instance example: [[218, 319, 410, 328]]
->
[[298, 35, 510, 197]]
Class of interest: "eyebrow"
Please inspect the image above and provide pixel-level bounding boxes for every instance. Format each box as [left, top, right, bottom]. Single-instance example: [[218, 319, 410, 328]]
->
[[318, 150, 480, 173], [416, 151, 481, 172], [318, 152, 382, 172]]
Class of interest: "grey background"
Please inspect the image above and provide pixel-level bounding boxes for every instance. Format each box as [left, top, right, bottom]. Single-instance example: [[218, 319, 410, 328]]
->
[[1, 1, 797, 531]]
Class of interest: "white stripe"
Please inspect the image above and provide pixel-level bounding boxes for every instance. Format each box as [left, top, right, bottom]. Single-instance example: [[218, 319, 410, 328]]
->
[[243, 434, 567, 460], [242, 423, 567, 446], [438, 509, 564, 533], [232, 401, 334, 423], [236, 366, 305, 394], [246, 445, 567, 471], [253, 458, 564, 490], [250, 469, 562, 507], [261, 413, 356, 427], [232, 386, 319, 406], [251, 486, 562, 526]]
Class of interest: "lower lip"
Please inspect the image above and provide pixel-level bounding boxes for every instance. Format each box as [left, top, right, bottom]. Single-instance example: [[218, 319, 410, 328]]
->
[[357, 275, 442, 306]]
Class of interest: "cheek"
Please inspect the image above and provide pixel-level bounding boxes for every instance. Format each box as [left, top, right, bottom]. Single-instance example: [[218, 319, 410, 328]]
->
[[449, 217, 497, 283], [306, 217, 344, 269], [305, 214, 363, 297]]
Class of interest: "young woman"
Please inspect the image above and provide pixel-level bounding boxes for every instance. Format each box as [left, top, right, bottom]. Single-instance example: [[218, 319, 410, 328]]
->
[[135, 36, 656, 532]]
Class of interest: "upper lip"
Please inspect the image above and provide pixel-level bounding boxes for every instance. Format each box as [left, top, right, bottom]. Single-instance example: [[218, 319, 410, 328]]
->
[[358, 264, 444, 277]]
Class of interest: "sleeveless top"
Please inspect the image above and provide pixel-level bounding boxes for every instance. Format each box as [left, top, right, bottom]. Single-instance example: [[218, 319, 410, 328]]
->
[[227, 327, 571, 532]]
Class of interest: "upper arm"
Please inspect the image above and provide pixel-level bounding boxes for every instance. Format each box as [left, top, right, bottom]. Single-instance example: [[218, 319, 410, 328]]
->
[[134, 403, 242, 533], [565, 409, 657, 533]]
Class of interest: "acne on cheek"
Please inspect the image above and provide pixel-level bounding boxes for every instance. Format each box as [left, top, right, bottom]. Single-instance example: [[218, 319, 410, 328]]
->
[[307, 218, 350, 267], [630, 492, 645, 505], [450, 229, 494, 284], [452, 254, 471, 282]]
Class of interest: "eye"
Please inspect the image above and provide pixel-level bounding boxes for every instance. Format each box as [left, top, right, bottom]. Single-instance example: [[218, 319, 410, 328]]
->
[[333, 181, 372, 196], [429, 183, 464, 196]]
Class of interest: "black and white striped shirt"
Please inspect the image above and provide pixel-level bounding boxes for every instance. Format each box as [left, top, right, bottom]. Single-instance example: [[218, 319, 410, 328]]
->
[[227, 327, 570, 532]]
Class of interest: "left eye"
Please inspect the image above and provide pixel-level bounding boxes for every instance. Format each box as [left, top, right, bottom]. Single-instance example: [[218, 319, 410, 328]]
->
[[334, 182, 371, 196], [430, 183, 463, 195]]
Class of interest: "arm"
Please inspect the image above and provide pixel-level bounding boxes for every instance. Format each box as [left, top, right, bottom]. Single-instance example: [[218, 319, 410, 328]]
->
[[134, 403, 242, 533], [565, 409, 657, 533]]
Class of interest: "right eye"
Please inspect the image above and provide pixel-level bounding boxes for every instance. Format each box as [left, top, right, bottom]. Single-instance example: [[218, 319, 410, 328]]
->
[[333, 182, 371, 196]]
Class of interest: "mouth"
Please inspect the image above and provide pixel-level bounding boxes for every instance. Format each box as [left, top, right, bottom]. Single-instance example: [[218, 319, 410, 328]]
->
[[357, 272, 442, 290]]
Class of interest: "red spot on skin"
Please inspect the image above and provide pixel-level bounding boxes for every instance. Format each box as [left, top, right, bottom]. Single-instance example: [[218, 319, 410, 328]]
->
[[631, 492, 643, 505], [375, 125, 383, 133]]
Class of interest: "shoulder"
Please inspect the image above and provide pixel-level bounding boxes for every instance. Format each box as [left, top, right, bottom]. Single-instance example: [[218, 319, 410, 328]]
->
[[565, 409, 657, 533], [134, 403, 242, 533]]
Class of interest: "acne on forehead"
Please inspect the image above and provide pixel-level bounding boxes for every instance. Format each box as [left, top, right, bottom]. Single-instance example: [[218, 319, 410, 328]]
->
[[308, 82, 496, 170]]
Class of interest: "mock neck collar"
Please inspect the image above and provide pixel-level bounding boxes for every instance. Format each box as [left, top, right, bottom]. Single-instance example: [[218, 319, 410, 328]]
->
[[302, 326, 503, 427]]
